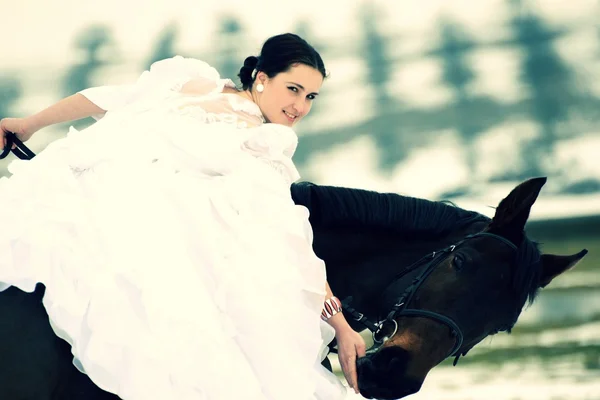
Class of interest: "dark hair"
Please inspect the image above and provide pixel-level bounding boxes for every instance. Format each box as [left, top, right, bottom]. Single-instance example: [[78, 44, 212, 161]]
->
[[238, 33, 327, 90]]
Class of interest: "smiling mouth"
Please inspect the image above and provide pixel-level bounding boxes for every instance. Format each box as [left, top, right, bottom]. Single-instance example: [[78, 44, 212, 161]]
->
[[283, 110, 297, 121]]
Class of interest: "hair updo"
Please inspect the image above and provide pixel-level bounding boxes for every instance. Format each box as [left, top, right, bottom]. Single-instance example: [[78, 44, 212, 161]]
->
[[238, 33, 326, 90]]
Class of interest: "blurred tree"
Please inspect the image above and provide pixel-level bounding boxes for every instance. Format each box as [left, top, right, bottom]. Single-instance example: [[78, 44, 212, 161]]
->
[[294, 20, 316, 48], [62, 25, 115, 129], [436, 19, 481, 187], [358, 2, 403, 171], [144, 22, 179, 70], [62, 25, 114, 96], [0, 77, 22, 119], [0, 76, 22, 177], [507, 0, 580, 179], [361, 2, 392, 113], [214, 16, 245, 86]]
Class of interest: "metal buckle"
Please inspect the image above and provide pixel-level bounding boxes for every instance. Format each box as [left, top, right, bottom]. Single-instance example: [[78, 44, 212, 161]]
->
[[373, 319, 399, 344]]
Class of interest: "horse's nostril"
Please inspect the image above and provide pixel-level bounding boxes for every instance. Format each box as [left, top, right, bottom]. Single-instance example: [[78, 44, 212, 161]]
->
[[388, 355, 404, 370], [356, 347, 422, 399]]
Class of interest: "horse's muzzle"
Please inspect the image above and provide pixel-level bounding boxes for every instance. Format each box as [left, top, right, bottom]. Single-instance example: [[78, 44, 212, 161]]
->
[[356, 347, 422, 399]]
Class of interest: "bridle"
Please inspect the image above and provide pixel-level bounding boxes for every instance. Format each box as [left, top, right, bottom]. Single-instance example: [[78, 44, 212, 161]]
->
[[0, 133, 36, 160], [340, 232, 517, 363]]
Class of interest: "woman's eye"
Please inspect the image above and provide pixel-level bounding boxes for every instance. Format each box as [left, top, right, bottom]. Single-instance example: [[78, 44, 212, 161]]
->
[[288, 86, 298, 93], [452, 254, 465, 270], [307, 94, 315, 100]]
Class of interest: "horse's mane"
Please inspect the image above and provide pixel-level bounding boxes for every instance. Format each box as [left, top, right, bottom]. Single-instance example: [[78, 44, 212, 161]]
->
[[291, 181, 488, 237], [291, 181, 542, 327]]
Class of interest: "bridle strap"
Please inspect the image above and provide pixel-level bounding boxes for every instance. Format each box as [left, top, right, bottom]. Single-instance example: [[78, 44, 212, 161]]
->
[[395, 309, 464, 357], [343, 232, 517, 360], [341, 297, 380, 332], [1, 132, 36, 160]]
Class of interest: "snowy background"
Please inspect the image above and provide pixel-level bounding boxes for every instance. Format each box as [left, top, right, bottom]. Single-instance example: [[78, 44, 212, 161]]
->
[[1, 0, 599, 398]]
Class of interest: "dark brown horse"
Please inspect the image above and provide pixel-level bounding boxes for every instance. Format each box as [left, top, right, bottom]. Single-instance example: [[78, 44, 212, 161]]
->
[[292, 176, 586, 399], [0, 177, 586, 399]]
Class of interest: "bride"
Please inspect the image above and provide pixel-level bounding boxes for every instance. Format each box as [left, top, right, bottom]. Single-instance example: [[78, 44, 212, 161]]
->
[[0, 33, 365, 399]]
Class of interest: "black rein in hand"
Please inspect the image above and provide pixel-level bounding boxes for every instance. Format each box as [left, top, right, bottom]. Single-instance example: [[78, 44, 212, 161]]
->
[[1, 132, 36, 160]]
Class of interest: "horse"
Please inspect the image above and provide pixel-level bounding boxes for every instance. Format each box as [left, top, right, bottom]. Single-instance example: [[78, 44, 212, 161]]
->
[[292, 176, 587, 399], [0, 177, 586, 399]]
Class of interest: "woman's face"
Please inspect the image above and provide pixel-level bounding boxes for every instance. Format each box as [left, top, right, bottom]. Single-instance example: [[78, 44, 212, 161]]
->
[[255, 64, 323, 127]]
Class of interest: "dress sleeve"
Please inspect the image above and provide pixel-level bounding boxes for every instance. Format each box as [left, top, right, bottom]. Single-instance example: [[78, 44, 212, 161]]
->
[[241, 124, 301, 184], [78, 56, 225, 119]]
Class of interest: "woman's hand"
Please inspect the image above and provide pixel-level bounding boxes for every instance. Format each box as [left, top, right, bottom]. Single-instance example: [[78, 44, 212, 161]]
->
[[335, 325, 366, 394], [0, 117, 37, 149], [322, 283, 367, 393]]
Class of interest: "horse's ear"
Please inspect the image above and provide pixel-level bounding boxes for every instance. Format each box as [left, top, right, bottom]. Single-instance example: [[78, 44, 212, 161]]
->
[[539, 250, 588, 288], [488, 177, 547, 240]]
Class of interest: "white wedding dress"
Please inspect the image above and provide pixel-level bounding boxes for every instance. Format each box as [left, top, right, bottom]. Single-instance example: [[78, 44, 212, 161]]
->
[[0, 56, 346, 400]]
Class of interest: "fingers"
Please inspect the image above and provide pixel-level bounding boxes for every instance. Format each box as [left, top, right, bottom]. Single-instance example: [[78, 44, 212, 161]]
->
[[341, 352, 359, 394], [1, 132, 15, 151], [356, 340, 366, 358], [337, 334, 368, 394], [1, 121, 9, 150], [350, 341, 366, 393]]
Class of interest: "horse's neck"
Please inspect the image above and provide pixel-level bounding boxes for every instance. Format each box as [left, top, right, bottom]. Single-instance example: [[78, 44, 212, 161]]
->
[[318, 220, 488, 320]]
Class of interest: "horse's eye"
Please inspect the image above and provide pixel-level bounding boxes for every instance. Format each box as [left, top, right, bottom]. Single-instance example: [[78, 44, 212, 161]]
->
[[452, 254, 465, 270]]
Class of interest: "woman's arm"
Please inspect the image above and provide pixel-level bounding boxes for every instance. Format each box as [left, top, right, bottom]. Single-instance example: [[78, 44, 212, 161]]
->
[[3, 56, 217, 146], [322, 281, 366, 394], [2, 93, 104, 139], [1, 93, 106, 148], [323, 281, 353, 333], [26, 93, 106, 133]]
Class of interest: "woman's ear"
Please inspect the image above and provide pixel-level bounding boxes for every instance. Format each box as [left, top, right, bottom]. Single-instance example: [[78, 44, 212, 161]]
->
[[256, 72, 268, 85]]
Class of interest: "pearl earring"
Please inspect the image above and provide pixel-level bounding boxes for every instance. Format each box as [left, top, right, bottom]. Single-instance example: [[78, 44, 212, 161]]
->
[[256, 83, 264, 93]]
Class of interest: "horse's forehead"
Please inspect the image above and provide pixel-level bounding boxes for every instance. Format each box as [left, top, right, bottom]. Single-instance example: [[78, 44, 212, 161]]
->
[[469, 233, 540, 270], [463, 234, 518, 258]]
